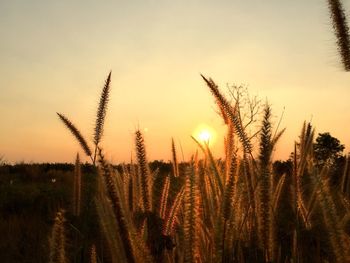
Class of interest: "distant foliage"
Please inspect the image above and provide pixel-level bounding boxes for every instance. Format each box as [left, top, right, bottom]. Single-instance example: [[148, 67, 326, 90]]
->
[[314, 132, 345, 165]]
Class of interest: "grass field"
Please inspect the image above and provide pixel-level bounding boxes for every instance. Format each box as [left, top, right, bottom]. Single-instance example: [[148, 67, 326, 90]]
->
[[1, 2, 350, 262], [2, 72, 350, 263]]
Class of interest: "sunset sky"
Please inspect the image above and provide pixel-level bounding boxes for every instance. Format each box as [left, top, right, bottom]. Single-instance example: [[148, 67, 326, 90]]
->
[[1, 0, 350, 163]]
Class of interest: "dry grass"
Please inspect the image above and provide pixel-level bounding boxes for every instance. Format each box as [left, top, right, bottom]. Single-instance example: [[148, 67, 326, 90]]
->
[[328, 0, 350, 71], [49, 209, 67, 263], [54, 72, 350, 263]]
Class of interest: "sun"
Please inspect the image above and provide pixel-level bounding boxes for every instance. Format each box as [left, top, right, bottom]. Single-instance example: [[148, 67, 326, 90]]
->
[[194, 124, 216, 145], [198, 130, 212, 143]]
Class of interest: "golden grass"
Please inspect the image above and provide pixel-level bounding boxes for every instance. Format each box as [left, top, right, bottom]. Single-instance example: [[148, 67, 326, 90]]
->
[[55, 73, 350, 262]]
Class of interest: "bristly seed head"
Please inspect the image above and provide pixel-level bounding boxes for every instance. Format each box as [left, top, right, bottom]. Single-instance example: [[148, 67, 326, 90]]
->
[[94, 71, 112, 146]]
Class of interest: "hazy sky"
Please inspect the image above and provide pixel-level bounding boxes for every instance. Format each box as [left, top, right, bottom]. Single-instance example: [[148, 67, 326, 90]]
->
[[1, 0, 350, 163]]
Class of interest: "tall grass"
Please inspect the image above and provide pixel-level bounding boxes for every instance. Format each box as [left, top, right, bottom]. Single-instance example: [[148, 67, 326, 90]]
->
[[327, 0, 350, 71], [55, 73, 350, 263], [73, 153, 81, 216], [49, 209, 67, 263]]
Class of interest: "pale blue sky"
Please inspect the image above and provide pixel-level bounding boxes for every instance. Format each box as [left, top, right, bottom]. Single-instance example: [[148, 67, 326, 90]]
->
[[1, 1, 349, 163]]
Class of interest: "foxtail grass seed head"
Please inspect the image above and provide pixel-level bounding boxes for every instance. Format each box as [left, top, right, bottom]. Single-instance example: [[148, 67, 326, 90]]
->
[[94, 71, 111, 146], [328, 0, 350, 71], [57, 113, 92, 157]]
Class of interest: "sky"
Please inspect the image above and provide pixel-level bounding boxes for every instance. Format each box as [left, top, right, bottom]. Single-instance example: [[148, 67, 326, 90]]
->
[[0, 0, 350, 163]]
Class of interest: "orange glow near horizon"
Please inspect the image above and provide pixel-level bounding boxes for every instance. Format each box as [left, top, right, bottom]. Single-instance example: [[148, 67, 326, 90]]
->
[[0, 1, 350, 163]]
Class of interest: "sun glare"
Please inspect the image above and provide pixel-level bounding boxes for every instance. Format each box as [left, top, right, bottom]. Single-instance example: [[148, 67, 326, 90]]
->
[[199, 130, 211, 143], [194, 124, 216, 145]]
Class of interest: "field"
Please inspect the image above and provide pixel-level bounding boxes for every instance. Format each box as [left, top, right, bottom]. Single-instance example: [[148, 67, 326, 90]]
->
[[1, 73, 350, 263], [1, 1, 350, 262]]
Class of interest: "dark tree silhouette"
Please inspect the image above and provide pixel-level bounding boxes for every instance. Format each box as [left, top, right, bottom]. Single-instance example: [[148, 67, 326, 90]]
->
[[314, 132, 345, 166]]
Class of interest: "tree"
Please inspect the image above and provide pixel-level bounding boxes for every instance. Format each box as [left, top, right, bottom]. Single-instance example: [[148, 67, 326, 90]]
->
[[314, 132, 345, 166]]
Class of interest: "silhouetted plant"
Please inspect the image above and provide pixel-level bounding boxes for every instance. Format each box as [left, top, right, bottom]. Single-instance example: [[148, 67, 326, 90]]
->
[[327, 0, 350, 71], [48, 73, 350, 263]]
